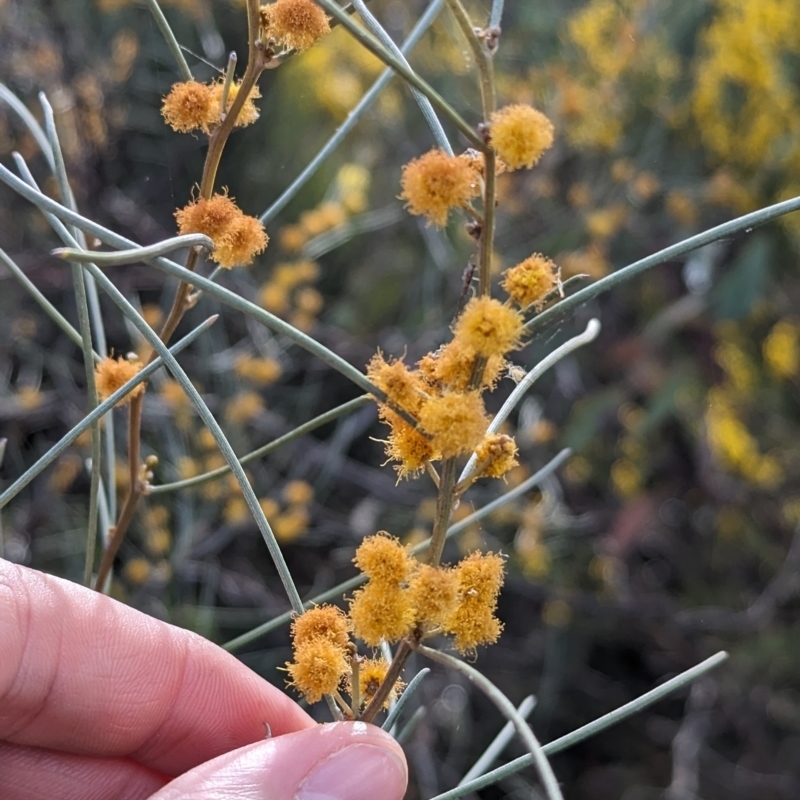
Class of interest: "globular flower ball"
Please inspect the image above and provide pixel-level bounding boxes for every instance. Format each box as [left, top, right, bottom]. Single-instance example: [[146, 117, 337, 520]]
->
[[161, 80, 216, 134], [453, 296, 524, 357], [381, 410, 439, 479], [161, 80, 261, 134], [408, 564, 458, 628], [418, 391, 489, 459], [417, 342, 506, 393], [175, 193, 268, 268], [489, 104, 554, 170], [349, 582, 414, 646], [286, 639, 349, 704], [261, 0, 331, 52], [445, 552, 505, 654], [367, 352, 427, 415], [351, 657, 404, 709], [501, 254, 560, 310], [353, 532, 413, 585], [474, 433, 519, 478], [95, 356, 144, 406], [400, 149, 480, 227], [209, 80, 261, 128], [291, 605, 351, 651]]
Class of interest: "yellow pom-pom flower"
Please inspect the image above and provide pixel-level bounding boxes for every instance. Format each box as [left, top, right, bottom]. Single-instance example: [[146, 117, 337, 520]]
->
[[445, 552, 505, 654], [418, 391, 489, 459], [501, 254, 560, 310], [291, 604, 351, 650], [350, 657, 404, 709], [161, 80, 216, 134], [474, 433, 519, 479], [418, 341, 506, 393], [95, 356, 144, 406], [453, 296, 524, 357], [261, 0, 331, 52], [353, 532, 413, 584], [367, 352, 428, 415], [209, 79, 261, 128], [380, 410, 439, 479], [286, 639, 349, 704], [349, 582, 415, 646], [400, 149, 480, 227], [408, 564, 458, 628], [490, 104, 554, 170]]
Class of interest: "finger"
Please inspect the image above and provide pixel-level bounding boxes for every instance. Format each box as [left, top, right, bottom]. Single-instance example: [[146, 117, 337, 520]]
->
[[0, 741, 167, 800], [151, 721, 408, 800], [0, 560, 313, 776]]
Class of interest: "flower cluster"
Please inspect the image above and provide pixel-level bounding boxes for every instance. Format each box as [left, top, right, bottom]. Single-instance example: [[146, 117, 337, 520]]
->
[[349, 533, 505, 655], [368, 296, 524, 479], [286, 605, 351, 703], [161, 79, 260, 134], [175, 192, 268, 268], [285, 533, 506, 706]]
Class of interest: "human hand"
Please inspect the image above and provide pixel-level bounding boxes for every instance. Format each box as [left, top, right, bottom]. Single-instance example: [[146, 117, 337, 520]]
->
[[0, 559, 408, 800]]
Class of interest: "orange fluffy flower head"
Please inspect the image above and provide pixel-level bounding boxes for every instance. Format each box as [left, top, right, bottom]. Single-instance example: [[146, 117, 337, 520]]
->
[[351, 657, 403, 709], [353, 532, 414, 585], [367, 352, 427, 415], [418, 341, 506, 393], [490, 104, 554, 170], [444, 552, 505, 654], [261, 0, 331, 51], [417, 391, 489, 459], [474, 433, 519, 479], [161, 80, 216, 134], [209, 79, 261, 128], [291, 604, 351, 651], [349, 582, 415, 646], [453, 296, 524, 357], [380, 409, 439, 479], [175, 192, 268, 268], [400, 149, 480, 227], [408, 564, 458, 628], [95, 356, 144, 406], [501, 254, 560, 309], [286, 638, 349, 704]]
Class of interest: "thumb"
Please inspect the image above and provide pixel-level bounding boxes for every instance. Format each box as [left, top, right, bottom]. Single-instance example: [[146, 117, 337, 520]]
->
[[150, 721, 408, 800]]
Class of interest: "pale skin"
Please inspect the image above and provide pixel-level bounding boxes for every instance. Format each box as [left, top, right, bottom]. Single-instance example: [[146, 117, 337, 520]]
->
[[0, 559, 408, 800]]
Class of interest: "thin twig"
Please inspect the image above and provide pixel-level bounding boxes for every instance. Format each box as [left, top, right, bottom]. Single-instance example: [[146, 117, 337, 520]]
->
[[431, 652, 729, 800], [417, 645, 564, 800], [145, 0, 193, 81], [310, 0, 484, 150]]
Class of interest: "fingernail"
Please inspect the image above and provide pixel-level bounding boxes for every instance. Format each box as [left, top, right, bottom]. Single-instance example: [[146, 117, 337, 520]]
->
[[296, 743, 407, 800]]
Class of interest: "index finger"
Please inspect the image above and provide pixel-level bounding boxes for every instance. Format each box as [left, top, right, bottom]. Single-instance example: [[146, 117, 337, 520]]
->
[[0, 559, 314, 776]]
